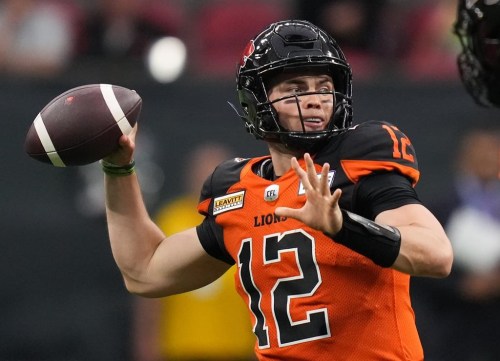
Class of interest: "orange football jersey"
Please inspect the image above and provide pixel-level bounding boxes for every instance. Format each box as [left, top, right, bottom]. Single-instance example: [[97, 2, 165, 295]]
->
[[197, 121, 423, 360]]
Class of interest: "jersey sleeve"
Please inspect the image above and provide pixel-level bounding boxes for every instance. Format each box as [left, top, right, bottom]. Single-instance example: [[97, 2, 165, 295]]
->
[[340, 120, 420, 186], [353, 172, 422, 220], [195, 158, 249, 264], [196, 217, 234, 264], [197, 158, 248, 215]]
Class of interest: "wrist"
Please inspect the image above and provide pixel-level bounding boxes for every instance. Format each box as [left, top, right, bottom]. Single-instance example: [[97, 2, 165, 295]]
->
[[100, 159, 136, 176], [326, 209, 401, 267]]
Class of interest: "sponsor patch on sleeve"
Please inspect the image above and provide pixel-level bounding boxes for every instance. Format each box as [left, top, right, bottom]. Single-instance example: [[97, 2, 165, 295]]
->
[[213, 190, 245, 215]]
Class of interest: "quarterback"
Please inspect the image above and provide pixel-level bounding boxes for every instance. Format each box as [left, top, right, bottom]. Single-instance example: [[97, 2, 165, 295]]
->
[[102, 20, 453, 360]]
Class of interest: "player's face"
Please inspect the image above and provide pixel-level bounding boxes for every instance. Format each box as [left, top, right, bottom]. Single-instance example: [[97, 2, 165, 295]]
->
[[267, 72, 335, 132]]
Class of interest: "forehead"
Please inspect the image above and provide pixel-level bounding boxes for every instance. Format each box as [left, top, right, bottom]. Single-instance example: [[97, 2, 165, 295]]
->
[[266, 69, 333, 89]]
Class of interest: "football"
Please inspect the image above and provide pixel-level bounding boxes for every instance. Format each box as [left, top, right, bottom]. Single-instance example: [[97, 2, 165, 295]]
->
[[24, 84, 142, 167]]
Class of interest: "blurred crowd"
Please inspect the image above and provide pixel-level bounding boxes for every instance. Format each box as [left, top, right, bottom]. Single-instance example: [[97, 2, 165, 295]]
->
[[0, 0, 460, 82], [413, 129, 500, 361], [3, 1, 499, 361]]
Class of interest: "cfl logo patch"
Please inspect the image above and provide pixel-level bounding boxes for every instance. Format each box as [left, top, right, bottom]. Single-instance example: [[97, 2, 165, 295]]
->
[[264, 184, 279, 202], [298, 170, 336, 195]]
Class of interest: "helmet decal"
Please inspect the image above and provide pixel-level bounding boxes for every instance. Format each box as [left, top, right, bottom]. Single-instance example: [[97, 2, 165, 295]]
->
[[239, 40, 255, 69]]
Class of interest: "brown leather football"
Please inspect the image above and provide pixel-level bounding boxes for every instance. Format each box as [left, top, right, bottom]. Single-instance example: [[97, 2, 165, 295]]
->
[[25, 84, 142, 167]]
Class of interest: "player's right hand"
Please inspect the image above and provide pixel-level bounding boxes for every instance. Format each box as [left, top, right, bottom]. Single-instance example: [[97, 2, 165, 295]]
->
[[103, 124, 138, 166]]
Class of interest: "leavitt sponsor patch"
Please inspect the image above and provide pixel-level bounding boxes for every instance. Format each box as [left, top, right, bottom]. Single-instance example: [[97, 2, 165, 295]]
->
[[213, 191, 245, 215]]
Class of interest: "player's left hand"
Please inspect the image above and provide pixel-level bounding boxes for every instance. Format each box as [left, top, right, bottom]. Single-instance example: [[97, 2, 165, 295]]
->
[[275, 153, 343, 235]]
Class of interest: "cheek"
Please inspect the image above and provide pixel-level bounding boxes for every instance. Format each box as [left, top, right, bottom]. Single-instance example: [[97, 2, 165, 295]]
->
[[321, 99, 335, 121], [272, 102, 298, 128], [325, 104, 334, 119]]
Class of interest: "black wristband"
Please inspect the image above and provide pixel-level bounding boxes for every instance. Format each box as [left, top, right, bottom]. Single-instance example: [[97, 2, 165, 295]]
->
[[328, 209, 401, 267]]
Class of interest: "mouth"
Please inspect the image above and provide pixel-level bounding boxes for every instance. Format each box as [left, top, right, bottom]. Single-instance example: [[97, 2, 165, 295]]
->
[[302, 117, 325, 130]]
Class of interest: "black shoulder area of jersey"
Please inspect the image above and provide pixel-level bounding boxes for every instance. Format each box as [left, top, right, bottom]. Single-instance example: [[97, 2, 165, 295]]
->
[[339, 120, 418, 168], [315, 120, 420, 186], [199, 157, 250, 203]]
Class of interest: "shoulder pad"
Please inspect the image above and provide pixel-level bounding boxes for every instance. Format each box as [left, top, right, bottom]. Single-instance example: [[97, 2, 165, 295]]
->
[[340, 120, 420, 185]]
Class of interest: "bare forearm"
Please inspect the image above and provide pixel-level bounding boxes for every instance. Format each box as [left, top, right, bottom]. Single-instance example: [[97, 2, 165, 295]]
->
[[104, 173, 166, 286], [393, 224, 452, 277], [377, 205, 453, 277], [103, 173, 229, 297]]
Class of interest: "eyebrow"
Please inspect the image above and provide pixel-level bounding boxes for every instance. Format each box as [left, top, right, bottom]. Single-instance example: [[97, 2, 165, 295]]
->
[[283, 76, 333, 85]]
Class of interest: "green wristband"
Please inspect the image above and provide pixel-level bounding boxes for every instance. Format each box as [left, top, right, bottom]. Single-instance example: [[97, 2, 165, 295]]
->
[[100, 159, 136, 176]]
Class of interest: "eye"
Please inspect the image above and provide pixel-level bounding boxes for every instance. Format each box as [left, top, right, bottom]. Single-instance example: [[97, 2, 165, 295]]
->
[[318, 82, 334, 93], [285, 86, 302, 94]]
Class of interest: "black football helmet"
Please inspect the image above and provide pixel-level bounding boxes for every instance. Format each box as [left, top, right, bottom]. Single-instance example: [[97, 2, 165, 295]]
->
[[235, 20, 353, 153], [455, 0, 500, 107]]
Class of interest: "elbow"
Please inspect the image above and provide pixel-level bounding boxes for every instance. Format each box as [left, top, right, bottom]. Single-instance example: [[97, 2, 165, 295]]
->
[[428, 245, 454, 278], [123, 277, 148, 296], [398, 243, 454, 278], [441, 251, 454, 278], [122, 276, 175, 298], [417, 230, 455, 278]]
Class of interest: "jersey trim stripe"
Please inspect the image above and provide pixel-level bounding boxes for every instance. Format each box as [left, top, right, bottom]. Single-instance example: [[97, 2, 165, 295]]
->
[[341, 159, 420, 186]]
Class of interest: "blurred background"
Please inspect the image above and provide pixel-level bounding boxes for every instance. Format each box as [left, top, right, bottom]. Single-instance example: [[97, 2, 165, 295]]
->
[[1, 0, 499, 360]]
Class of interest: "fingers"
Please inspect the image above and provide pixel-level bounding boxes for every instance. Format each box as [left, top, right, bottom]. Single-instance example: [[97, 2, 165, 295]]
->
[[319, 161, 331, 194], [275, 206, 300, 219], [294, 153, 317, 192], [103, 131, 136, 165], [290, 153, 332, 195], [331, 188, 342, 203], [304, 153, 318, 187], [275, 155, 342, 231], [302, 153, 332, 194], [290, 156, 309, 186]]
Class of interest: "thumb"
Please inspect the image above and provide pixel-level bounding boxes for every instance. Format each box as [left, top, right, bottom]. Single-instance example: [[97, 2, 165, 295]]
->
[[275, 206, 301, 220]]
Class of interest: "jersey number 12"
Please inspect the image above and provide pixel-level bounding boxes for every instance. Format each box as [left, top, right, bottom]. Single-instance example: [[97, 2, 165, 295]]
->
[[238, 229, 331, 348]]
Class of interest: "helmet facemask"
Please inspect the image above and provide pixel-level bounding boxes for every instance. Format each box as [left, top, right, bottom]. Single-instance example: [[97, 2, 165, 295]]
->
[[260, 78, 350, 152], [455, 0, 500, 107]]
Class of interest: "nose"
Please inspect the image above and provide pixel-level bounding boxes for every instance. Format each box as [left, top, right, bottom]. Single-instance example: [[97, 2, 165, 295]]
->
[[301, 93, 322, 108], [301, 92, 335, 111]]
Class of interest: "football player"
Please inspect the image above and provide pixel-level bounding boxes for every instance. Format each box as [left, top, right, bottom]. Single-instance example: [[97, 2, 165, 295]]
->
[[455, 0, 500, 107], [102, 20, 453, 360]]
